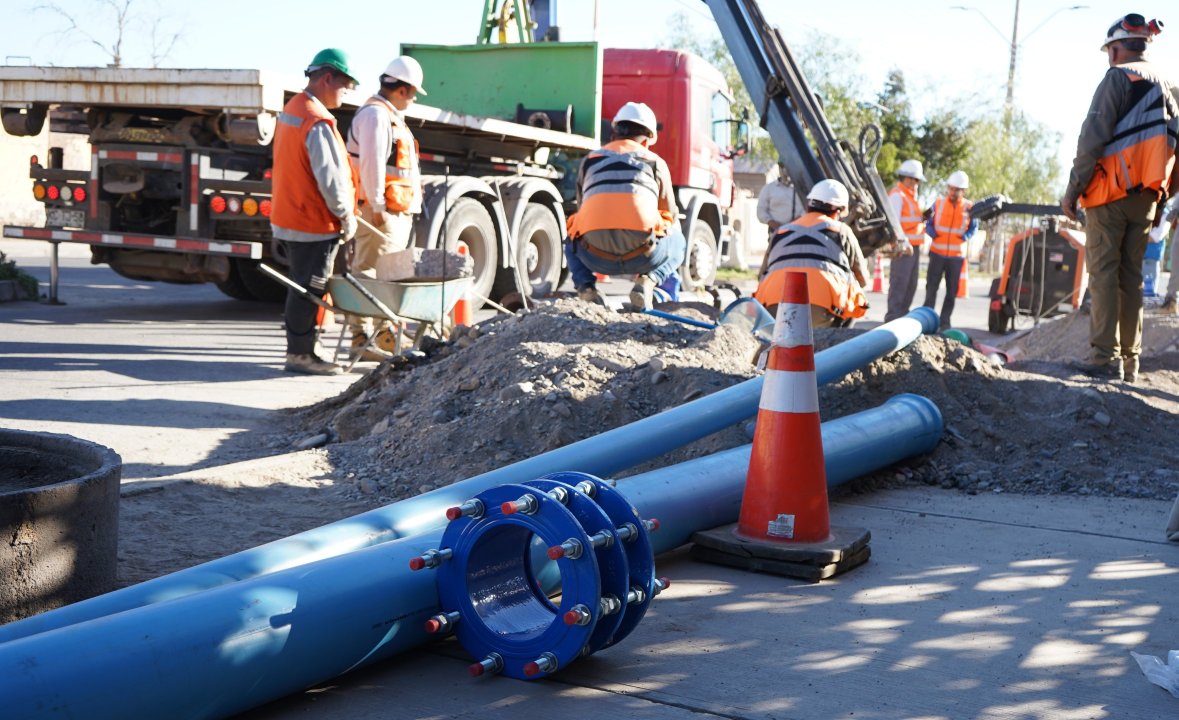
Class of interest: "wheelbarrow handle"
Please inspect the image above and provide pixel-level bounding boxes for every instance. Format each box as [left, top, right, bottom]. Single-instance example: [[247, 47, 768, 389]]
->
[[342, 272, 404, 324], [256, 263, 336, 313]]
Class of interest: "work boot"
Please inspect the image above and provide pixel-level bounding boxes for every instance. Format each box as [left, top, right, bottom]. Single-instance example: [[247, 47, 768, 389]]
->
[[629, 274, 656, 310], [285, 352, 343, 376], [577, 285, 607, 306], [1123, 356, 1140, 385], [1160, 297, 1179, 316], [1069, 357, 1124, 382]]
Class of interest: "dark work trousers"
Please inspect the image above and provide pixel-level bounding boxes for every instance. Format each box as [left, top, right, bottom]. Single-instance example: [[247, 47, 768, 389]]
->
[[923, 251, 964, 329], [284, 238, 340, 356], [884, 248, 921, 322]]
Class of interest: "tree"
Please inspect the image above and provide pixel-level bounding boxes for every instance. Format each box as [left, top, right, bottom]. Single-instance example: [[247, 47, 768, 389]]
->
[[33, 0, 183, 68]]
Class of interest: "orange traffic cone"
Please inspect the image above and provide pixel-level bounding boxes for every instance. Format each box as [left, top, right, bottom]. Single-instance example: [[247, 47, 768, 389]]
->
[[736, 271, 830, 543], [957, 259, 970, 298], [871, 254, 885, 293], [690, 270, 871, 580], [451, 245, 474, 326], [316, 291, 333, 329]]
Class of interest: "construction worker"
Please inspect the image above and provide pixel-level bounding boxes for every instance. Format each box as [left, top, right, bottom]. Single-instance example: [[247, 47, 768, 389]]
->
[[345, 55, 426, 361], [1160, 200, 1179, 313], [1061, 14, 1179, 383], [754, 179, 869, 328], [922, 170, 976, 330], [756, 159, 804, 236], [271, 48, 360, 376], [884, 159, 927, 322], [565, 101, 686, 310]]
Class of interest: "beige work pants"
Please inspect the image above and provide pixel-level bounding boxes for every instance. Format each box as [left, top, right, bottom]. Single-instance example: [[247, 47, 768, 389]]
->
[[348, 211, 414, 335], [1083, 193, 1156, 363]]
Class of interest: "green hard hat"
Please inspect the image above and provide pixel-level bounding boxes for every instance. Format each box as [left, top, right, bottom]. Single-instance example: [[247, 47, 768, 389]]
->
[[306, 48, 358, 83]]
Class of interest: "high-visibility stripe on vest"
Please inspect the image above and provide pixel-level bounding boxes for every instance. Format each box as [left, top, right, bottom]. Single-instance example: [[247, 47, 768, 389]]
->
[[566, 140, 668, 258], [929, 196, 972, 257], [1081, 64, 1179, 209], [754, 212, 867, 320], [271, 92, 355, 235], [889, 181, 925, 245], [351, 97, 422, 215]]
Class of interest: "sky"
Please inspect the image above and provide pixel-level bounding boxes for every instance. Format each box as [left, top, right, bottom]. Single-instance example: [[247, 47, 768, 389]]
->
[[5, 0, 1179, 190]]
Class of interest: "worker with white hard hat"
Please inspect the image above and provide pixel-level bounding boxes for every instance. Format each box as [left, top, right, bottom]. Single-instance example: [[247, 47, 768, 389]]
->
[[754, 178, 869, 327], [1061, 13, 1179, 383], [344, 55, 428, 361], [922, 169, 976, 330], [883, 159, 929, 322], [565, 101, 687, 310], [271, 48, 361, 376]]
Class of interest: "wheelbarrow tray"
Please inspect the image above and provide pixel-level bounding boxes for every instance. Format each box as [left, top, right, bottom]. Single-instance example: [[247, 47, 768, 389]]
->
[[326, 275, 473, 324]]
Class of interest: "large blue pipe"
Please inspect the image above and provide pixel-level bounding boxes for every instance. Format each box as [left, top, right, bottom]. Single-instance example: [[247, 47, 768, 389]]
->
[[0, 394, 941, 720], [0, 308, 937, 645]]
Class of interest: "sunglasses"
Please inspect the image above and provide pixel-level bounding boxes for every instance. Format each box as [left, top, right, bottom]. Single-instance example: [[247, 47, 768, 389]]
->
[[1119, 14, 1163, 36]]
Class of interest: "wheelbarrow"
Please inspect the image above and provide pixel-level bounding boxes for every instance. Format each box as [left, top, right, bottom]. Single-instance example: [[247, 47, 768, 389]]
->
[[258, 264, 473, 371]]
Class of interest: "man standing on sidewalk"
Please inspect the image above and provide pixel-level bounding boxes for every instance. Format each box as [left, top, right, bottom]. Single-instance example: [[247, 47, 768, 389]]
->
[[1061, 14, 1179, 383], [271, 48, 360, 376]]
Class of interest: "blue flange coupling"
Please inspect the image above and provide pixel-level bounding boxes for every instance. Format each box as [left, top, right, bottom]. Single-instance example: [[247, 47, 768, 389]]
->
[[410, 473, 668, 680]]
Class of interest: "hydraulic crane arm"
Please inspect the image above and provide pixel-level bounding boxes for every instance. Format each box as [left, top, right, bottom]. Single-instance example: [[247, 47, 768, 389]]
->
[[703, 0, 905, 255]]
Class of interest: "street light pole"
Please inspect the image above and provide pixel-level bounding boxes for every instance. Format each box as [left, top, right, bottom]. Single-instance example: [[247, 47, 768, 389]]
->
[[1005, 0, 1020, 109]]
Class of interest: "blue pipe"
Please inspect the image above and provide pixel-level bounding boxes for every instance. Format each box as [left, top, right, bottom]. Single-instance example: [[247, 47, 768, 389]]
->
[[0, 308, 938, 645], [0, 394, 941, 720]]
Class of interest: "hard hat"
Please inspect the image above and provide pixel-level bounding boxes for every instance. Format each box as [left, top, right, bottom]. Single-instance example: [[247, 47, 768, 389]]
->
[[898, 159, 926, 182], [305, 48, 358, 84], [382, 55, 428, 95], [806, 179, 850, 208], [947, 170, 970, 189], [612, 102, 658, 144], [1100, 13, 1163, 50]]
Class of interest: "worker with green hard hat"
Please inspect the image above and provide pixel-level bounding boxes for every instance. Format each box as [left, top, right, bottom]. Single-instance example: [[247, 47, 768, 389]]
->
[[270, 48, 360, 375]]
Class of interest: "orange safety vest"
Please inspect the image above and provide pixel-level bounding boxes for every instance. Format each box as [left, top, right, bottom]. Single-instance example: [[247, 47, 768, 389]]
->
[[929, 196, 972, 257], [889, 181, 925, 246], [566, 139, 672, 251], [351, 97, 421, 214], [1080, 64, 1179, 209], [754, 212, 868, 320], [271, 92, 357, 234]]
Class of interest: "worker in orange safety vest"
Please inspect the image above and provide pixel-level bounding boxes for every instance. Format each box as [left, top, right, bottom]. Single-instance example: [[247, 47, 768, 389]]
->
[[271, 48, 360, 376], [754, 178, 869, 328], [884, 159, 928, 322], [1061, 13, 1179, 383], [922, 170, 976, 330], [345, 55, 427, 362]]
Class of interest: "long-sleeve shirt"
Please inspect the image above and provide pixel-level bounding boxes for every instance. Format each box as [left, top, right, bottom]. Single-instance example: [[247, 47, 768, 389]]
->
[[756, 179, 803, 228], [272, 91, 356, 243], [346, 97, 396, 214]]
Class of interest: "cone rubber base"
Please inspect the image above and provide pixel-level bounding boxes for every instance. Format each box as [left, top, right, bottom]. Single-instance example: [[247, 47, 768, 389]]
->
[[691, 524, 871, 582]]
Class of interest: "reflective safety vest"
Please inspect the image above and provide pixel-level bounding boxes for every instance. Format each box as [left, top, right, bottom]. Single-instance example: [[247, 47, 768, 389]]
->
[[754, 211, 868, 320], [271, 92, 356, 235], [1081, 63, 1179, 209], [929, 196, 972, 257], [351, 97, 422, 215], [566, 139, 670, 259], [890, 181, 925, 246]]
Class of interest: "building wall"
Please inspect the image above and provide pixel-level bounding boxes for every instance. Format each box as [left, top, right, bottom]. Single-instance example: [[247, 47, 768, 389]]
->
[[0, 129, 90, 227]]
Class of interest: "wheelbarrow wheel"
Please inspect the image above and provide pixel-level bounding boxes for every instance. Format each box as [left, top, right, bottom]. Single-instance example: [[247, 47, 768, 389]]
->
[[443, 197, 498, 306]]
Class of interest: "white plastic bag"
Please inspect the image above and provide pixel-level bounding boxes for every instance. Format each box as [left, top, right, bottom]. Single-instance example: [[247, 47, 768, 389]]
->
[[1130, 650, 1179, 699]]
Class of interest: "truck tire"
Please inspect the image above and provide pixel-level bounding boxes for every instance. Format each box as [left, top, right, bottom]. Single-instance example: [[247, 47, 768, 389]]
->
[[443, 197, 498, 304], [235, 259, 286, 303], [681, 221, 719, 291], [511, 203, 562, 297], [215, 262, 256, 301]]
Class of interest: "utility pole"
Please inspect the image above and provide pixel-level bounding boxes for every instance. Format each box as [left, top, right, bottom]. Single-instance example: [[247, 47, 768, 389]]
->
[[1005, 0, 1020, 110]]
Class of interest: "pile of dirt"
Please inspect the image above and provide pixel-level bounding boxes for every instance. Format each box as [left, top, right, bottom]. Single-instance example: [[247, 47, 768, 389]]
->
[[116, 300, 1179, 586]]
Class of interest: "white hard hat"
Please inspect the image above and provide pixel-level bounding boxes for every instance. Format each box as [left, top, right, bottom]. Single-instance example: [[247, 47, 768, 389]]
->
[[1100, 14, 1163, 51], [898, 159, 926, 182], [382, 55, 427, 95], [806, 179, 850, 208], [612, 102, 658, 145], [947, 170, 969, 189]]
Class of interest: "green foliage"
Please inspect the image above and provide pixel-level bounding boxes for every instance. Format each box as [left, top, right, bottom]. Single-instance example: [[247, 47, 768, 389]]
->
[[0, 252, 41, 301], [963, 110, 1062, 202]]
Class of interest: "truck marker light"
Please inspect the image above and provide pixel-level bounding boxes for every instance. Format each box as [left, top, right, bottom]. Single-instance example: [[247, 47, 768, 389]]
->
[[263, 168, 273, 179], [33, 184, 46, 200], [73, 186, 87, 203], [30, 155, 39, 166], [259, 199, 272, 218], [242, 197, 258, 216], [209, 195, 227, 214], [226, 196, 242, 214], [47, 185, 60, 201]]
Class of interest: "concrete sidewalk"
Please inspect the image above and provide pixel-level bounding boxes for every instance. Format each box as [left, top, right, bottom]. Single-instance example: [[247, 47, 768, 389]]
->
[[241, 488, 1179, 720]]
